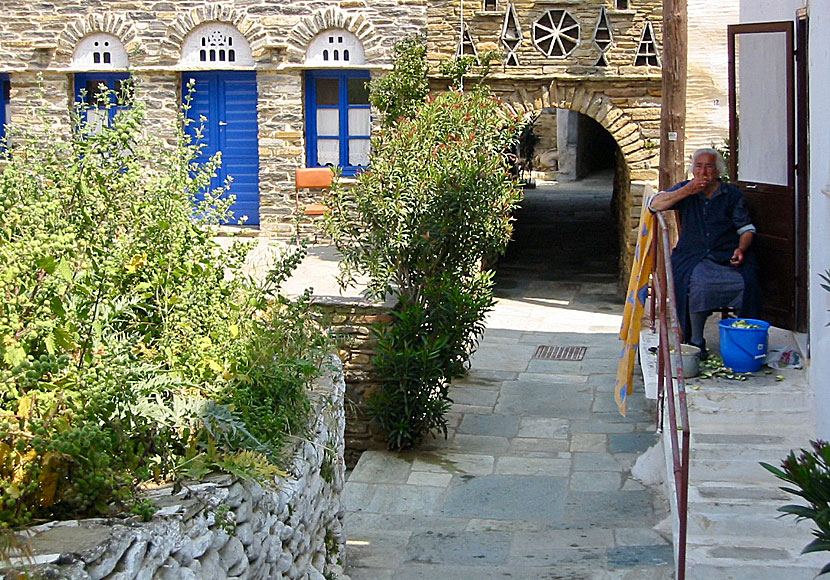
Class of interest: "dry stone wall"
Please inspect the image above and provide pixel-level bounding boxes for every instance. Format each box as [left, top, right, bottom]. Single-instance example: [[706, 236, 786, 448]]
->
[[1, 359, 348, 580], [314, 299, 395, 467]]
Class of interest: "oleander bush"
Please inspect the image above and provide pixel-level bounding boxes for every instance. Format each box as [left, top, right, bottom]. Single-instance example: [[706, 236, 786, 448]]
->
[[762, 441, 830, 575], [324, 39, 523, 449], [0, 84, 327, 528]]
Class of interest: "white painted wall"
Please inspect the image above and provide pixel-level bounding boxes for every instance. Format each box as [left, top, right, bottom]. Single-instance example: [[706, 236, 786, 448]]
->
[[740, 0, 803, 22], [806, 0, 830, 438], [685, 0, 738, 162], [740, 0, 830, 437]]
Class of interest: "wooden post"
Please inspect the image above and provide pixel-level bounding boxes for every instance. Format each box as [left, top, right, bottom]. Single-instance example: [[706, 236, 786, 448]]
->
[[659, 0, 688, 192]]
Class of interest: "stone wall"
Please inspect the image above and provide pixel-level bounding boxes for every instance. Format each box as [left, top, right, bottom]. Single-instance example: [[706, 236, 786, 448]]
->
[[426, 0, 662, 75], [314, 299, 396, 467], [0, 0, 427, 235], [686, 0, 738, 162], [0, 0, 674, 284], [1, 358, 348, 580]]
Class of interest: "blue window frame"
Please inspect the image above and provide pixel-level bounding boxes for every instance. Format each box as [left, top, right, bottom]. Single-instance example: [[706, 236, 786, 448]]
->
[[0, 74, 9, 146], [74, 72, 131, 130], [305, 70, 371, 177]]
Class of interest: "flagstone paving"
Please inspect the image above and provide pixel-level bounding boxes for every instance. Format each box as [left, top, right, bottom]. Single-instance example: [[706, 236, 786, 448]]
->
[[341, 176, 675, 579]]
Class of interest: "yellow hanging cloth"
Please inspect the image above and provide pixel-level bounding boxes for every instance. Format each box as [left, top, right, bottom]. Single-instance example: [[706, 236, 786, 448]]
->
[[615, 197, 657, 415]]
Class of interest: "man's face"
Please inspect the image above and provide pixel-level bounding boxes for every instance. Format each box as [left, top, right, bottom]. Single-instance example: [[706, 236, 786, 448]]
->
[[693, 153, 719, 185]]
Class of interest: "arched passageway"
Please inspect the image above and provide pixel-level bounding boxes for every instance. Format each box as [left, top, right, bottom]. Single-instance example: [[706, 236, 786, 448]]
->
[[497, 109, 621, 295]]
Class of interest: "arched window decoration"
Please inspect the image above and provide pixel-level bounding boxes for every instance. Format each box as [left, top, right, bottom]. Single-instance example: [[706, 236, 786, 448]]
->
[[180, 23, 254, 66], [533, 10, 580, 58], [306, 30, 366, 65], [635, 21, 660, 67], [72, 33, 130, 69]]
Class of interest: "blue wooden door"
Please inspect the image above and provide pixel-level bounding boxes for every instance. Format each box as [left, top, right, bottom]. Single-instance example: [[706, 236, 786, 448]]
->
[[184, 71, 260, 225]]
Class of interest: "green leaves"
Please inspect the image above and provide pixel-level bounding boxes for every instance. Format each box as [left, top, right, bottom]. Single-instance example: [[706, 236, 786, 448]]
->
[[0, 82, 326, 527], [762, 441, 830, 574], [327, 57, 522, 449]]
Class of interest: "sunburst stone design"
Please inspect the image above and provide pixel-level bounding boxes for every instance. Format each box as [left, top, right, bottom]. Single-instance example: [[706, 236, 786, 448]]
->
[[532, 9, 580, 58], [501, 3, 522, 66], [594, 6, 613, 66]]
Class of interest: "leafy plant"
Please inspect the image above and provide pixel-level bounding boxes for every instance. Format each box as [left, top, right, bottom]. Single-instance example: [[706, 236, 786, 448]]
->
[[0, 81, 327, 527], [761, 440, 830, 575], [324, 39, 522, 449], [438, 50, 501, 89], [368, 35, 430, 129]]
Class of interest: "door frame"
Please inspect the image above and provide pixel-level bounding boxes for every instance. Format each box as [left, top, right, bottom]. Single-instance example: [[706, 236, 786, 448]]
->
[[728, 20, 804, 330]]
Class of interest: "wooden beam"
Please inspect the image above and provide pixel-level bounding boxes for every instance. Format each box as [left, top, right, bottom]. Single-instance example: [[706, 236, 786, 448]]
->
[[659, 0, 688, 192]]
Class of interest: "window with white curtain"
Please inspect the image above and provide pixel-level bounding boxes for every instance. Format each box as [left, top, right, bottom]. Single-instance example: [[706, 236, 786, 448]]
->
[[305, 70, 371, 176]]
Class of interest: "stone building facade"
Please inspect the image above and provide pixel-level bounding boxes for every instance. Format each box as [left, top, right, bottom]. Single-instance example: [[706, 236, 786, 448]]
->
[[0, 0, 663, 276]]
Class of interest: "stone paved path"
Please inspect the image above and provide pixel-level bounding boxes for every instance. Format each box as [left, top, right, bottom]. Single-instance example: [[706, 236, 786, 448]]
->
[[342, 175, 674, 579]]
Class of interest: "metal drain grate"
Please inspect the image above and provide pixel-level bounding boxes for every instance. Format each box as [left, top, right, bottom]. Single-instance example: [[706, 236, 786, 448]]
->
[[533, 345, 587, 361]]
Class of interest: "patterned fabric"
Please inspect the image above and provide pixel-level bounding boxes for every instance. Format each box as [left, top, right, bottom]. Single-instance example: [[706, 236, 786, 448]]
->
[[615, 196, 656, 416]]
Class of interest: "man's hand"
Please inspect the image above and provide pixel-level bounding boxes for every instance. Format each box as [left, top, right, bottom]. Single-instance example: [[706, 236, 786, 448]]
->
[[730, 247, 744, 266], [688, 174, 711, 194]]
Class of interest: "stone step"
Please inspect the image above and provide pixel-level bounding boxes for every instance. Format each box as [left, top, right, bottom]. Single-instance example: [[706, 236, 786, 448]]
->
[[688, 388, 813, 415], [685, 557, 825, 580], [686, 411, 815, 435], [689, 442, 804, 464], [690, 482, 790, 504], [686, 509, 814, 545], [688, 456, 802, 485]]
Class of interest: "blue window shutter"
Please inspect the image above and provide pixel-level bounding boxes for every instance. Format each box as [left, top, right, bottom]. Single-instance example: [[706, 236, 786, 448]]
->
[[74, 72, 131, 127], [0, 74, 9, 146], [305, 70, 371, 177]]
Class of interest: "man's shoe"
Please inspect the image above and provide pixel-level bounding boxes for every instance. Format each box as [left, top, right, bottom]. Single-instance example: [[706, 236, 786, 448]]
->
[[690, 340, 709, 361]]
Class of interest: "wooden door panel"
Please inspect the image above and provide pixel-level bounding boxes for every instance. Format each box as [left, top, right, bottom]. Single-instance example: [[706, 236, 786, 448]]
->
[[729, 21, 797, 330]]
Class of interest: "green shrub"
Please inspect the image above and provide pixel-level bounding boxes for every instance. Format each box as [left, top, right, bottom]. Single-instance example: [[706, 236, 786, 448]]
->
[[762, 440, 830, 575], [324, 39, 522, 449], [0, 83, 327, 527]]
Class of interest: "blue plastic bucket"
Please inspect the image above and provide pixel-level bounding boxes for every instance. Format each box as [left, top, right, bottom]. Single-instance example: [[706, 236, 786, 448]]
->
[[718, 318, 770, 373]]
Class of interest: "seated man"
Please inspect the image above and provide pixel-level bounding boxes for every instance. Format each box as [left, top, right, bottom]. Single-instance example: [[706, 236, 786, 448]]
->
[[649, 148, 761, 358]]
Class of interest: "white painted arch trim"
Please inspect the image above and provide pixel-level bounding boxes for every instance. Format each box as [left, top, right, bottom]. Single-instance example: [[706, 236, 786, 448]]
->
[[72, 33, 130, 70], [180, 22, 253, 67], [306, 29, 365, 66]]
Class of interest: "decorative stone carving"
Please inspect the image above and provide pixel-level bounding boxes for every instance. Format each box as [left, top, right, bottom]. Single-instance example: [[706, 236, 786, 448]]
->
[[72, 33, 129, 69], [457, 24, 477, 57], [500, 3, 522, 67], [306, 29, 365, 65], [635, 21, 660, 67], [532, 9, 580, 59], [593, 6, 613, 67], [180, 22, 253, 66]]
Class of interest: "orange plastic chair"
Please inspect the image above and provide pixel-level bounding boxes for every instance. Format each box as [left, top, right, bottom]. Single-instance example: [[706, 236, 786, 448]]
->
[[295, 167, 333, 216]]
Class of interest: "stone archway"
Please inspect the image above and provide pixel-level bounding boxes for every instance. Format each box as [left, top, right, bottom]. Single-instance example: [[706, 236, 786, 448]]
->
[[492, 80, 660, 287]]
